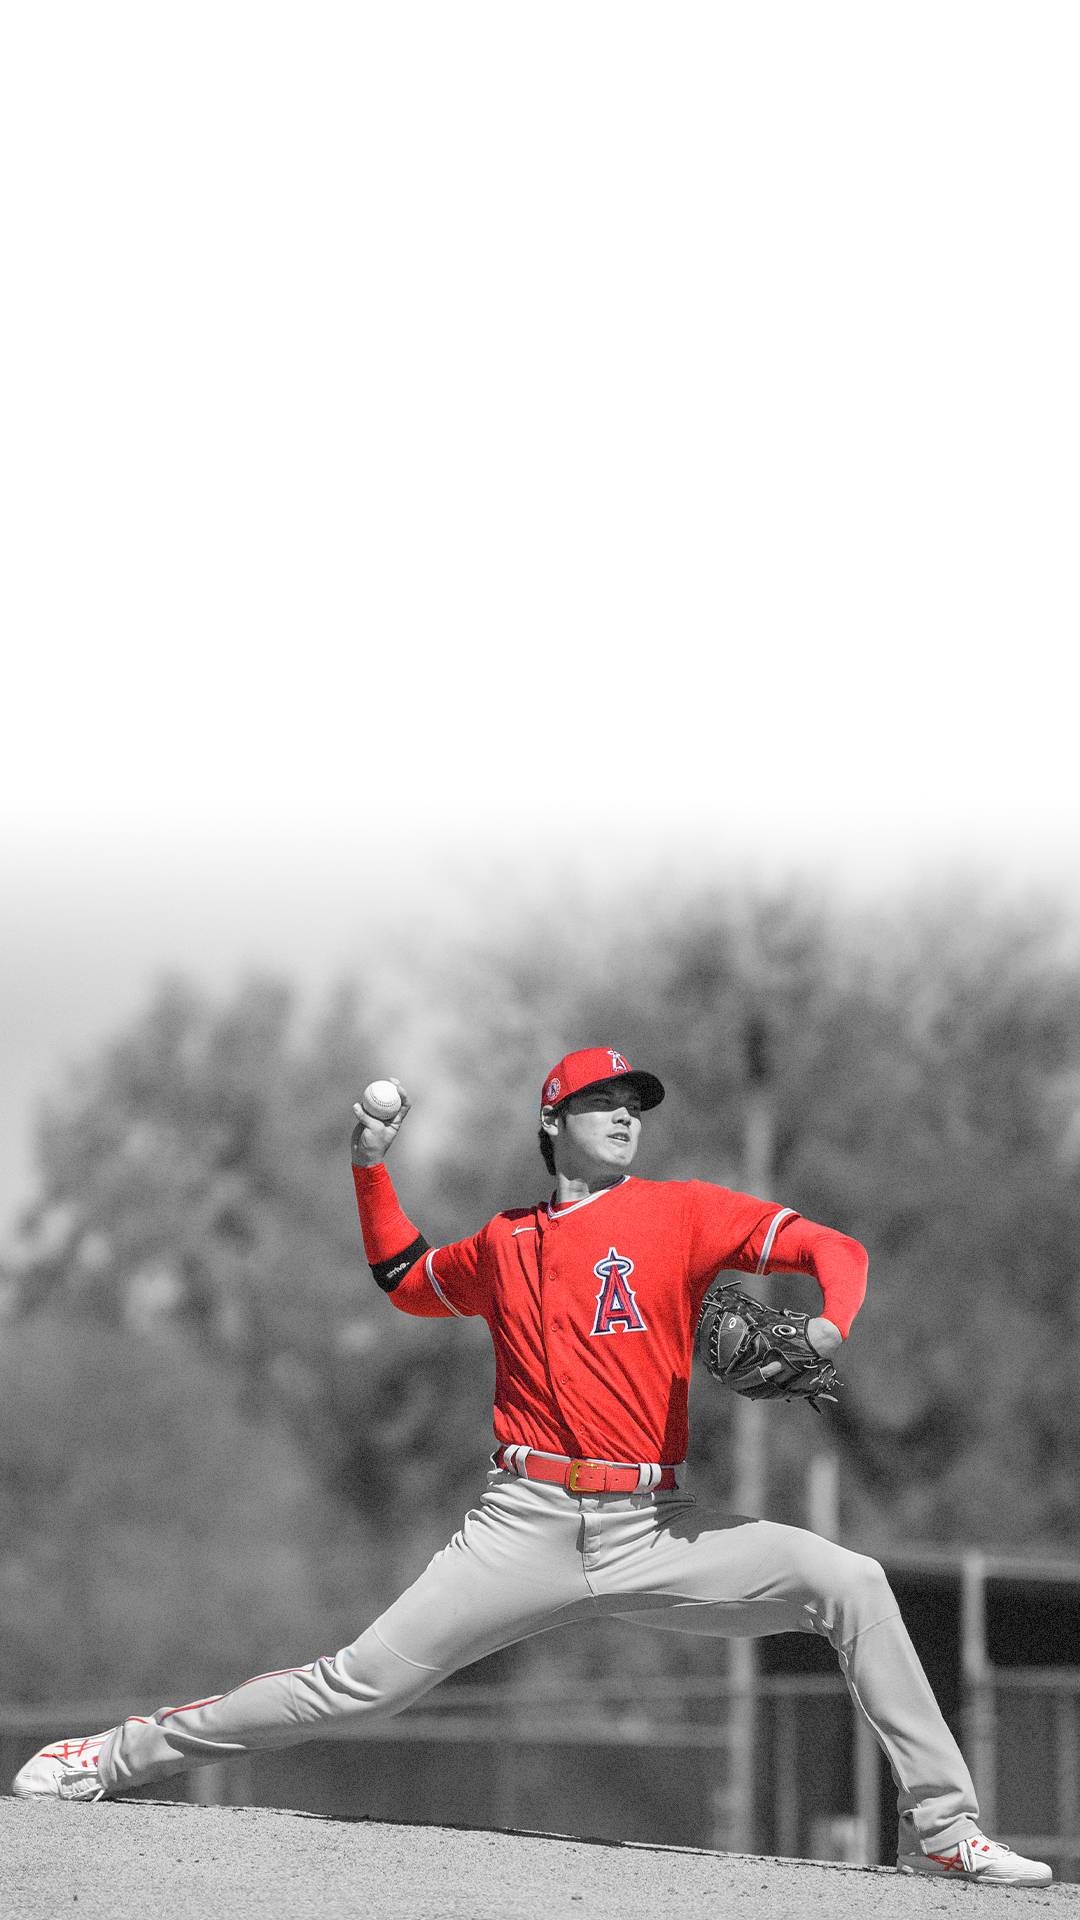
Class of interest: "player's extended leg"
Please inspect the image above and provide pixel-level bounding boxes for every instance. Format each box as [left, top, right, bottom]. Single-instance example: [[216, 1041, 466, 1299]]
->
[[43, 1475, 599, 1798], [594, 1499, 978, 1853]]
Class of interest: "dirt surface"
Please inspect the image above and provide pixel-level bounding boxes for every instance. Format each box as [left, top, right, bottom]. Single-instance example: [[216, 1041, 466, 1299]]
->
[[2, 1800, 1074, 1920]]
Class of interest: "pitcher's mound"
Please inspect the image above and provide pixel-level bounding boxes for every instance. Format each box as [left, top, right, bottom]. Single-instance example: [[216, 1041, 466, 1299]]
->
[[4, 1799, 1071, 1919]]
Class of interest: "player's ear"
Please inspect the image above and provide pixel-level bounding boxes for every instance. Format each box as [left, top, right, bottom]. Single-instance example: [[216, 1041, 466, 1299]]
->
[[539, 1104, 561, 1139]]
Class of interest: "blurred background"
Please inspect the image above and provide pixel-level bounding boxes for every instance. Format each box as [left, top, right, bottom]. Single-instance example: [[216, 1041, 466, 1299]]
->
[[2, 0, 1079, 1877]]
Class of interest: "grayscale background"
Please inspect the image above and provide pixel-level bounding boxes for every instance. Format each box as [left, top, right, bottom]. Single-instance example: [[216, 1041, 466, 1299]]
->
[[2, 0, 1078, 1880]]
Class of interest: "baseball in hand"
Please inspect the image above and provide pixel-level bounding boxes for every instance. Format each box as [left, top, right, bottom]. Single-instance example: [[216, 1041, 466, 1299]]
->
[[360, 1079, 403, 1124]]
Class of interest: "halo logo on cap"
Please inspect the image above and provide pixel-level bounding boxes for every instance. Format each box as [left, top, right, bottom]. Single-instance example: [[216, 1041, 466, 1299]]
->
[[540, 1047, 665, 1112]]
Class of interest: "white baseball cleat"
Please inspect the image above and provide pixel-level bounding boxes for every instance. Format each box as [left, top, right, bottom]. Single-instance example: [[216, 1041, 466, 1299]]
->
[[898, 1830, 1052, 1885], [11, 1730, 116, 1801]]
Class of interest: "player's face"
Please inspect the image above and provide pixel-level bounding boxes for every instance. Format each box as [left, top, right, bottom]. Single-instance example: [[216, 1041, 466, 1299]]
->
[[557, 1082, 643, 1178]]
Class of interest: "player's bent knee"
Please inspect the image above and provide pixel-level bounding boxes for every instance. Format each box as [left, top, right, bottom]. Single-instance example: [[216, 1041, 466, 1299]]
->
[[798, 1536, 893, 1609], [830, 1552, 902, 1640], [841, 1549, 893, 1603]]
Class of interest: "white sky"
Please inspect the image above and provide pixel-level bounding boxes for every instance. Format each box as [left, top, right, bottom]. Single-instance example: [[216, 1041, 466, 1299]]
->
[[2, 2, 1079, 1232]]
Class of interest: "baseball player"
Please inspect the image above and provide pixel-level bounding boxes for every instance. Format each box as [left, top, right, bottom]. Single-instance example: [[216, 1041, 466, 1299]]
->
[[12, 1048, 1051, 1886]]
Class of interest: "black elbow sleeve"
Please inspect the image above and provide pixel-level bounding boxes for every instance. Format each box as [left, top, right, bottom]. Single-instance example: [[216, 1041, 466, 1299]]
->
[[371, 1234, 431, 1293]]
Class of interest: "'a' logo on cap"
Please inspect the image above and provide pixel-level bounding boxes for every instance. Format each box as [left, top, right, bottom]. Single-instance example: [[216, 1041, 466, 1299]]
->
[[546, 1076, 561, 1102], [609, 1051, 629, 1073]]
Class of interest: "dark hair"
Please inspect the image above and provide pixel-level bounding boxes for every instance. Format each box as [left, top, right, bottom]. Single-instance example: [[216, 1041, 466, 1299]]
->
[[538, 1123, 557, 1176]]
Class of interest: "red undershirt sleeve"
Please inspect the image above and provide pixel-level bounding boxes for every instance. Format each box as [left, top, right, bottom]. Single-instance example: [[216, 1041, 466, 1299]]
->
[[351, 1162, 431, 1293], [351, 1162, 487, 1319], [755, 1214, 868, 1340]]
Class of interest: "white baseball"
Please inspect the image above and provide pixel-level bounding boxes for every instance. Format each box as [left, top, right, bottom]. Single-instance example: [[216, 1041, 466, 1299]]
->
[[361, 1079, 403, 1123]]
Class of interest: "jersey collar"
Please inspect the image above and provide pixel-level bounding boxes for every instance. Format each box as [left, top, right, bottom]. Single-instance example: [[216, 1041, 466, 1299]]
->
[[546, 1175, 631, 1220]]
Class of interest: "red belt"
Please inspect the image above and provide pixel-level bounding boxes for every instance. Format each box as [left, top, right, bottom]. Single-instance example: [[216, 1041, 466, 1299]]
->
[[493, 1444, 680, 1494]]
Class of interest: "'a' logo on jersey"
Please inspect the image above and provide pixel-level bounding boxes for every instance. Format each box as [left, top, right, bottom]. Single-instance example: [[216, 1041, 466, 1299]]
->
[[591, 1247, 647, 1335]]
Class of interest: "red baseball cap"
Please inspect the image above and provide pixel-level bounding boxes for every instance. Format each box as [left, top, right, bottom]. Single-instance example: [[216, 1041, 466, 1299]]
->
[[541, 1047, 665, 1112]]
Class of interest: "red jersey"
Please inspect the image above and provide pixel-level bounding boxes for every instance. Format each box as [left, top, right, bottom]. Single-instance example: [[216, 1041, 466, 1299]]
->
[[353, 1165, 866, 1466]]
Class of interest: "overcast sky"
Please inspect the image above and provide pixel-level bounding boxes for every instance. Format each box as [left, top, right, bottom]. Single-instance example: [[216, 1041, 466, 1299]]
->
[[2, 2, 1078, 1234]]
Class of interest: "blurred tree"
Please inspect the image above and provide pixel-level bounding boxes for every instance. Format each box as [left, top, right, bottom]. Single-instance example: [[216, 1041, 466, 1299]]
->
[[6, 974, 490, 1584], [0, 1314, 380, 1702]]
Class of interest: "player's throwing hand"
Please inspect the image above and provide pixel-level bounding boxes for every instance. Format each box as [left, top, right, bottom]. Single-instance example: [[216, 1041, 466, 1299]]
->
[[351, 1079, 411, 1167]]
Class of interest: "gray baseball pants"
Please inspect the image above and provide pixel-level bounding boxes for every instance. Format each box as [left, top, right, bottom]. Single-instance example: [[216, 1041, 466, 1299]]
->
[[98, 1472, 978, 1850]]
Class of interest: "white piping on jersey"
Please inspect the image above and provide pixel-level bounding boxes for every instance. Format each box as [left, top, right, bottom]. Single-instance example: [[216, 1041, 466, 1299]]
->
[[755, 1206, 798, 1274], [424, 1249, 464, 1316], [512, 1225, 538, 1235], [546, 1176, 631, 1221]]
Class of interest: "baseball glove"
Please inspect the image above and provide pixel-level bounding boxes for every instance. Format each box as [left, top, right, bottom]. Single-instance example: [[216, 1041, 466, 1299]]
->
[[696, 1282, 840, 1412]]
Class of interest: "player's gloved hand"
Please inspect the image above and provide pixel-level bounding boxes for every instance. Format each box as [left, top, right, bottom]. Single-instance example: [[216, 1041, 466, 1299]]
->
[[696, 1282, 842, 1413], [351, 1080, 411, 1167]]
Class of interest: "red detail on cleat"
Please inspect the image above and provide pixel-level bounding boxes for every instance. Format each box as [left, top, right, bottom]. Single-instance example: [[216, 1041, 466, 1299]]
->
[[926, 1850, 965, 1873], [43, 1734, 106, 1768]]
